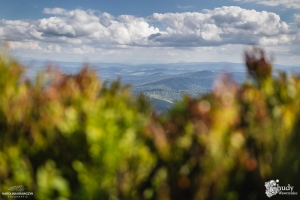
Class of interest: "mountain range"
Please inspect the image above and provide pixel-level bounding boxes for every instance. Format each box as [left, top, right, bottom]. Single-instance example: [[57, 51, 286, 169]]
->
[[23, 61, 300, 113]]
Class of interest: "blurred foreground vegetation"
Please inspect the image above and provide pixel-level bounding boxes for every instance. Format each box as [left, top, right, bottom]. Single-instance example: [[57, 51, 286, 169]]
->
[[0, 48, 299, 200]]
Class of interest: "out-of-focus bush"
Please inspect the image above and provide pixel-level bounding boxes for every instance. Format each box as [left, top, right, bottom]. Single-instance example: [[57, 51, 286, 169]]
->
[[0, 50, 153, 200], [0, 47, 299, 200]]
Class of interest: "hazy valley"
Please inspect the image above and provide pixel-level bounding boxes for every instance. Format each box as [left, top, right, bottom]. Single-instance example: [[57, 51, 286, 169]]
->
[[23, 61, 299, 112]]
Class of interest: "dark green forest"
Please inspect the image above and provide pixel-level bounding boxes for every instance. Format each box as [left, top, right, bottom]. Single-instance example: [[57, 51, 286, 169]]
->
[[0, 47, 299, 200]]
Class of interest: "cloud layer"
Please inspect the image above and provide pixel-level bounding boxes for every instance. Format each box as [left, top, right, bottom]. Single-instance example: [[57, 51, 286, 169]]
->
[[0, 6, 299, 59], [149, 6, 293, 46], [234, 0, 300, 9]]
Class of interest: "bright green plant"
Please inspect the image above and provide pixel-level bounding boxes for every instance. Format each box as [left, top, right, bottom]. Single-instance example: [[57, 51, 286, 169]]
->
[[0, 47, 299, 200], [0, 50, 153, 199]]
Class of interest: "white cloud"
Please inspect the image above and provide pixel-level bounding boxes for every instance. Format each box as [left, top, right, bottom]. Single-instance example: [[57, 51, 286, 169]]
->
[[47, 44, 62, 52], [148, 6, 293, 46], [39, 9, 159, 46], [9, 41, 42, 51], [0, 6, 299, 64], [0, 7, 296, 49], [43, 8, 68, 15], [177, 5, 194, 9], [234, 0, 300, 9], [0, 8, 159, 49]]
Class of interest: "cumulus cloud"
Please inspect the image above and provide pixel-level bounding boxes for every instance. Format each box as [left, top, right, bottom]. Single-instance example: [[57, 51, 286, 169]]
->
[[0, 8, 159, 50], [47, 44, 62, 52], [234, 0, 300, 9], [0, 6, 298, 54], [9, 41, 42, 51], [43, 8, 68, 15], [177, 5, 194, 9], [39, 9, 159, 46], [148, 6, 293, 46]]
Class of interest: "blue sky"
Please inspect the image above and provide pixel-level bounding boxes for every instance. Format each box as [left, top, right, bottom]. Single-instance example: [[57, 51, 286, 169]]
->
[[0, 0, 299, 65]]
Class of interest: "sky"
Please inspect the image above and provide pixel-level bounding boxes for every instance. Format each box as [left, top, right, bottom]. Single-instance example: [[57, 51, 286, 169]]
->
[[0, 0, 299, 65]]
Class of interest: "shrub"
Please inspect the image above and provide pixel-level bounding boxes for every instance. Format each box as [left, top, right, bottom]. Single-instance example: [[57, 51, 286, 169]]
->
[[0, 47, 299, 200]]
